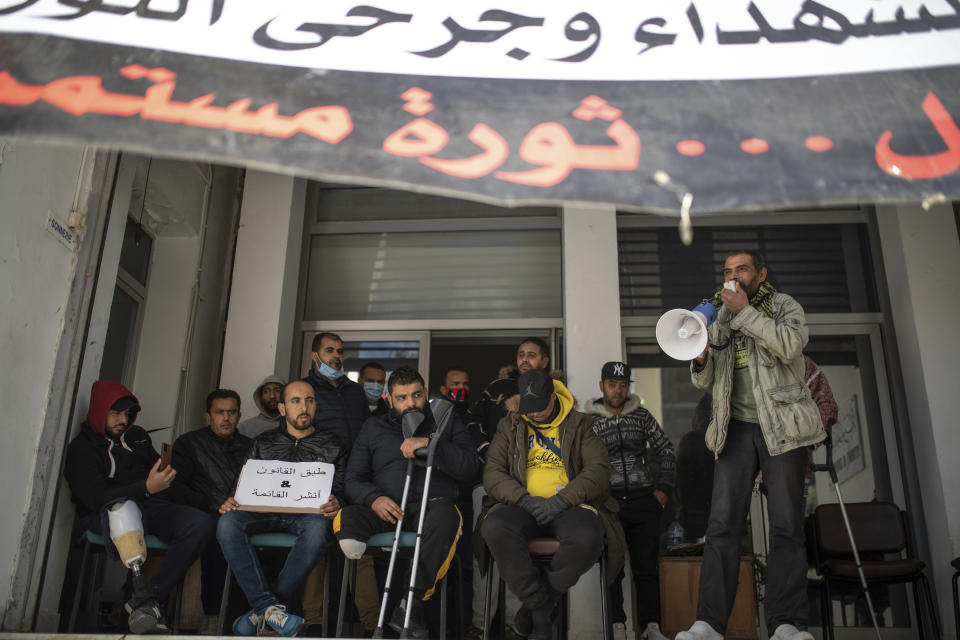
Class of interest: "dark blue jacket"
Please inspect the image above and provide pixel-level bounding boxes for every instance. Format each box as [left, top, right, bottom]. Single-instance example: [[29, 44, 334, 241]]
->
[[345, 407, 479, 507], [303, 370, 371, 445]]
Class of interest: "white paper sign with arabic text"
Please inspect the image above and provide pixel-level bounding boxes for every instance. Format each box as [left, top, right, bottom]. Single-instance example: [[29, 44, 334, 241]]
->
[[235, 459, 335, 513]]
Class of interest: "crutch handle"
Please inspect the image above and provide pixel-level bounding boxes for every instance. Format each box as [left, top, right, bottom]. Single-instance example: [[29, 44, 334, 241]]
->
[[809, 434, 838, 483]]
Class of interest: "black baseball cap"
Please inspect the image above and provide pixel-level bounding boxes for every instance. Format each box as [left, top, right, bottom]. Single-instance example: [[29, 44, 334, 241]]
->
[[111, 396, 141, 414], [601, 361, 632, 382], [517, 369, 555, 414]]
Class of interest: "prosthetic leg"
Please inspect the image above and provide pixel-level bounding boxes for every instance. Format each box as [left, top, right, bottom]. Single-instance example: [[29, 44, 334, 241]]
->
[[108, 500, 166, 634]]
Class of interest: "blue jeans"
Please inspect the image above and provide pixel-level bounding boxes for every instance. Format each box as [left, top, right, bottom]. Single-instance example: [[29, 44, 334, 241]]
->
[[217, 510, 333, 613], [696, 420, 808, 634]]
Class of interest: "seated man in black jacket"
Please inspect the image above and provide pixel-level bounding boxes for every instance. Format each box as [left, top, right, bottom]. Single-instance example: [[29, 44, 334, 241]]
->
[[170, 388, 252, 633], [64, 380, 215, 634], [216, 380, 347, 637], [335, 366, 479, 639]]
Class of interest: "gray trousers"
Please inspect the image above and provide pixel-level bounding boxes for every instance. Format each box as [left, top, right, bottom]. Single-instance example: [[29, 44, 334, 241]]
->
[[696, 420, 808, 633]]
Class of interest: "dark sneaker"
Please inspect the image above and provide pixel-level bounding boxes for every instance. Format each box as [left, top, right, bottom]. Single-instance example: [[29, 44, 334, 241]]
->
[[388, 598, 429, 639], [513, 605, 533, 637], [263, 604, 304, 637], [125, 598, 168, 634]]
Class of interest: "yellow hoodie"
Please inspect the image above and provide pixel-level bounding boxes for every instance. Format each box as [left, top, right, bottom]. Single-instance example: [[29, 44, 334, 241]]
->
[[522, 379, 575, 498]]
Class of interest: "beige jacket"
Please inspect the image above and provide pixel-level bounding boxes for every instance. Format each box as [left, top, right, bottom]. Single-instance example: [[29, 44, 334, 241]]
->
[[691, 292, 825, 457]]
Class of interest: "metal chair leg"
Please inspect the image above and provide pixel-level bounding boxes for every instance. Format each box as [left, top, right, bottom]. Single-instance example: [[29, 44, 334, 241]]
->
[[482, 556, 494, 640], [171, 580, 182, 633], [454, 557, 464, 640], [919, 573, 941, 639], [336, 557, 351, 638], [599, 551, 610, 640], [952, 570, 959, 640], [216, 566, 231, 635], [498, 575, 506, 638], [321, 551, 332, 638], [913, 581, 927, 640], [822, 579, 835, 640], [440, 574, 448, 640], [67, 538, 92, 632]]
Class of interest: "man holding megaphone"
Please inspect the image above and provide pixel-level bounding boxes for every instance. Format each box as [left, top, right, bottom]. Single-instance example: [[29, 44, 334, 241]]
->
[[674, 250, 824, 640]]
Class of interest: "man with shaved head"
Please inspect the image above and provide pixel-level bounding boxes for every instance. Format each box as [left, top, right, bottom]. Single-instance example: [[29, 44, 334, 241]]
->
[[216, 381, 349, 637]]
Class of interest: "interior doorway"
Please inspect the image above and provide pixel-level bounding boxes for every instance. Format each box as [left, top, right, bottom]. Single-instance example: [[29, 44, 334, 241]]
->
[[429, 329, 558, 395], [298, 327, 561, 397]]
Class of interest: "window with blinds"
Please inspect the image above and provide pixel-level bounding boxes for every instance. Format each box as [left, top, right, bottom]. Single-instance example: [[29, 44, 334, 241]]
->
[[304, 230, 562, 320], [618, 223, 878, 316]]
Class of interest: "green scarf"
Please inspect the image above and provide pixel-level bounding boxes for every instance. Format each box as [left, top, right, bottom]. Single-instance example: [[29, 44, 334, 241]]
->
[[708, 280, 777, 318]]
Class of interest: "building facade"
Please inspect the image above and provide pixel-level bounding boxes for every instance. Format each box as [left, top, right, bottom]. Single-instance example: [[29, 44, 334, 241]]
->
[[0, 140, 957, 638]]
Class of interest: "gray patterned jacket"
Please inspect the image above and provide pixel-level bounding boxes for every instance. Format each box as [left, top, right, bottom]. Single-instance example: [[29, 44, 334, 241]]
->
[[585, 395, 676, 497]]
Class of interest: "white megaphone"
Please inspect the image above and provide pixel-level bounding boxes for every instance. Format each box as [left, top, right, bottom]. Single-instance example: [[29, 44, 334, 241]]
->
[[656, 301, 718, 361]]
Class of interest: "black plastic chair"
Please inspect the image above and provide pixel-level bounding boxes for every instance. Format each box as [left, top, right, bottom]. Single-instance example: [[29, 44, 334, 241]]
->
[[810, 501, 940, 640], [482, 537, 610, 640]]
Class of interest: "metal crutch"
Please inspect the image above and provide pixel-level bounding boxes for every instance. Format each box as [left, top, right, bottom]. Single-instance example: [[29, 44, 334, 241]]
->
[[399, 398, 456, 639], [371, 410, 426, 639], [810, 435, 883, 640]]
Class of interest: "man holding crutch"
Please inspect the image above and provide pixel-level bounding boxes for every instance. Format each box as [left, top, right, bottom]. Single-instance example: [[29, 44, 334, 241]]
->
[[335, 365, 479, 638], [676, 250, 825, 640]]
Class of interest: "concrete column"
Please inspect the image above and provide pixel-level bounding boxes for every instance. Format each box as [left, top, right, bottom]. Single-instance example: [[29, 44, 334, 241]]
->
[[561, 204, 625, 639], [876, 201, 960, 637], [220, 171, 306, 404], [562, 204, 624, 399]]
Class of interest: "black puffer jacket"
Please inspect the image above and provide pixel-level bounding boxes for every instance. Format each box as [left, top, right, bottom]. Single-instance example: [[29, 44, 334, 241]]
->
[[250, 426, 349, 507], [303, 370, 370, 445], [170, 427, 252, 514], [345, 407, 479, 507]]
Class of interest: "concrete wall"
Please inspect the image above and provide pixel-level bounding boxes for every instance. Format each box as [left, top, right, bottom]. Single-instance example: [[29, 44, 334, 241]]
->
[[220, 171, 306, 400], [0, 140, 88, 622], [131, 235, 201, 438], [876, 201, 960, 638]]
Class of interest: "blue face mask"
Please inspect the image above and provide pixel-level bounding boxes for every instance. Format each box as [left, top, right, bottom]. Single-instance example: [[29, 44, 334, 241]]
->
[[317, 361, 346, 380], [363, 382, 384, 403]]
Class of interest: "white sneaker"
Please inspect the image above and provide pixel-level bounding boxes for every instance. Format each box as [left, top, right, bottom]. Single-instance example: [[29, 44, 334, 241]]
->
[[641, 621, 669, 640], [613, 622, 628, 640], [771, 623, 814, 640], [675, 620, 723, 640]]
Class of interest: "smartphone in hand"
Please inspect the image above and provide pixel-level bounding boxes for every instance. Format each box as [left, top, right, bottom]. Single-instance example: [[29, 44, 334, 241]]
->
[[159, 442, 171, 471]]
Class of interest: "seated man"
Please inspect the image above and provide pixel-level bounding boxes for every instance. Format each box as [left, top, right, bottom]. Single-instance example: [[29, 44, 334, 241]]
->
[[217, 381, 347, 637], [335, 365, 479, 639], [479, 368, 626, 640], [64, 380, 215, 633], [169, 388, 252, 633]]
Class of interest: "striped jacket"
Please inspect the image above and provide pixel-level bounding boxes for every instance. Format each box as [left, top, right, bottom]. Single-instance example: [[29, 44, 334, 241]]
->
[[584, 395, 676, 497]]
